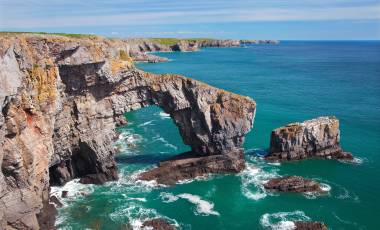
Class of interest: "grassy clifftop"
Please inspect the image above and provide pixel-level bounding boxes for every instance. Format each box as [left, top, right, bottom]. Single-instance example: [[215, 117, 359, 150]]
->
[[0, 31, 99, 39], [149, 38, 213, 45]]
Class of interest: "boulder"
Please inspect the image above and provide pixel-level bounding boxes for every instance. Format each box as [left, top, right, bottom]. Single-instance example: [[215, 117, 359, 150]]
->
[[142, 218, 177, 230], [264, 176, 322, 193]]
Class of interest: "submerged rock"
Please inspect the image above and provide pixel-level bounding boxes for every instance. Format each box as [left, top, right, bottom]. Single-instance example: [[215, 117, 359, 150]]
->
[[266, 116, 353, 161], [264, 176, 322, 193], [294, 221, 328, 230], [142, 218, 177, 230]]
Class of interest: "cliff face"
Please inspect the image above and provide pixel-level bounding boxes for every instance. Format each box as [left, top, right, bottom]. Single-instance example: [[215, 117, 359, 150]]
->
[[126, 38, 279, 62], [266, 116, 353, 161], [0, 34, 255, 229]]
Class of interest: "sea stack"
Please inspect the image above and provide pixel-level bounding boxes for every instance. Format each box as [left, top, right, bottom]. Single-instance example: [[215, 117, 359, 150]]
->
[[266, 116, 353, 161]]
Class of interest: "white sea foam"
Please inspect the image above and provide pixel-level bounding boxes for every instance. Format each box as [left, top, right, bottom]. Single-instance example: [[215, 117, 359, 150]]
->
[[159, 192, 219, 216], [260, 211, 311, 230], [110, 204, 179, 230], [240, 158, 279, 201], [122, 195, 147, 202], [320, 183, 331, 192], [177, 193, 220, 216], [159, 111, 171, 119], [152, 135, 178, 150], [50, 179, 94, 206], [268, 162, 281, 166], [138, 120, 154, 127], [177, 174, 210, 184], [160, 192, 179, 203]]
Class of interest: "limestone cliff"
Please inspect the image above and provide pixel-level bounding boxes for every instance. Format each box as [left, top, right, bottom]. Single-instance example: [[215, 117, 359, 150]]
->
[[0, 33, 256, 229], [266, 116, 353, 161]]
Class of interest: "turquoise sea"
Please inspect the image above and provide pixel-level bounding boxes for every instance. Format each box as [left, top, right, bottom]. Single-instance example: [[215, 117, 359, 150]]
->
[[53, 41, 380, 229]]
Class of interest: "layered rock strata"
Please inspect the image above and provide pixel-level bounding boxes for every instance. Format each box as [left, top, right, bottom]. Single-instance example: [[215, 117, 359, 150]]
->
[[139, 150, 245, 185], [0, 34, 255, 229], [264, 176, 322, 193], [266, 116, 353, 161]]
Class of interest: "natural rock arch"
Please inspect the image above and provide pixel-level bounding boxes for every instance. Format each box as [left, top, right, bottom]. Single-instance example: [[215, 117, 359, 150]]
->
[[52, 56, 256, 185], [0, 35, 256, 229]]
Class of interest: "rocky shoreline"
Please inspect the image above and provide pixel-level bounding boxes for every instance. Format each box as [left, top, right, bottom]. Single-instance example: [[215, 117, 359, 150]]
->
[[126, 38, 279, 63], [0, 33, 256, 229], [0, 33, 354, 230]]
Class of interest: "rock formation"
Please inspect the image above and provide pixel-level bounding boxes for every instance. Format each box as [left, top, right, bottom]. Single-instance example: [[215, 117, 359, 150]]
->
[[142, 218, 177, 230], [139, 150, 245, 185], [126, 38, 279, 62], [0, 33, 255, 229], [294, 221, 328, 230], [266, 116, 353, 161], [264, 176, 322, 193]]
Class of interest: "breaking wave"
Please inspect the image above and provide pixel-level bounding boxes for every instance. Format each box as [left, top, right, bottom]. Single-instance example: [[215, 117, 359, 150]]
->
[[260, 211, 311, 230], [240, 154, 279, 201], [50, 179, 94, 207]]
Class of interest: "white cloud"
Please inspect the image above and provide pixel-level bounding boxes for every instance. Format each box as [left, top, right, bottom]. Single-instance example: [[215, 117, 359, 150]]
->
[[0, 1, 379, 29]]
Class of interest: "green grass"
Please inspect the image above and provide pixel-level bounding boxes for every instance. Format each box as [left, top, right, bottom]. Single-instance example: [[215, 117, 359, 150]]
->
[[0, 31, 99, 39], [149, 38, 214, 46]]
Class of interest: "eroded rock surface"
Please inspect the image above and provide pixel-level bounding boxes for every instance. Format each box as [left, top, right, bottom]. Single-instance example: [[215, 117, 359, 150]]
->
[[266, 116, 353, 161], [0, 33, 255, 229], [139, 150, 245, 185], [294, 221, 328, 230], [264, 176, 322, 193], [142, 218, 177, 230]]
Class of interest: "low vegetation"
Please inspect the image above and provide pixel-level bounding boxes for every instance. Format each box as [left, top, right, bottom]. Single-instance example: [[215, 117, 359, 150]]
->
[[149, 38, 213, 46], [0, 31, 99, 39]]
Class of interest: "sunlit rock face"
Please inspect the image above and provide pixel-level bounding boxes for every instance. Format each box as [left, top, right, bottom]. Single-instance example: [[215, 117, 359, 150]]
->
[[266, 116, 353, 161], [0, 34, 255, 229]]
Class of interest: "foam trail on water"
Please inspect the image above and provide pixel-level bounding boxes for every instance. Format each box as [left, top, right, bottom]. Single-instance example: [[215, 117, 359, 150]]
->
[[138, 120, 154, 127], [159, 192, 219, 216], [158, 111, 171, 119], [152, 135, 178, 150], [177, 193, 220, 216], [160, 192, 179, 203]]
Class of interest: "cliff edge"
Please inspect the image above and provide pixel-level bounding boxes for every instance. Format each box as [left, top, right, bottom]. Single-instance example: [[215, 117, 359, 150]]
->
[[0, 33, 256, 229]]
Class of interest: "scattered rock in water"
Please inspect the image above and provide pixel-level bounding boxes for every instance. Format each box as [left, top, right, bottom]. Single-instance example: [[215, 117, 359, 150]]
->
[[294, 221, 328, 230], [142, 218, 177, 230], [79, 173, 109, 185], [49, 196, 63, 208], [61, 190, 68, 198], [266, 116, 354, 161], [115, 115, 128, 127], [264, 176, 322, 193], [139, 150, 245, 185]]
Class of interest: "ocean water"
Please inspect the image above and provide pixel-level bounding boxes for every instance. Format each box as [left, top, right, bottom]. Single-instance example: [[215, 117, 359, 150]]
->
[[53, 41, 380, 229]]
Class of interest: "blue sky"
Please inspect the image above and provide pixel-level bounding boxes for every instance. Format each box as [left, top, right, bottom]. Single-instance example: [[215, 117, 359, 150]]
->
[[0, 0, 379, 39]]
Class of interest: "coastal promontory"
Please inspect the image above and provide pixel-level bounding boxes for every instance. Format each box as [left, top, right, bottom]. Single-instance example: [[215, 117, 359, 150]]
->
[[0, 33, 256, 229]]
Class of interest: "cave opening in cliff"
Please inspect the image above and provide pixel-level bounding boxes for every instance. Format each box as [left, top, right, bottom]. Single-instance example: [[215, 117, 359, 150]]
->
[[114, 105, 191, 167]]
